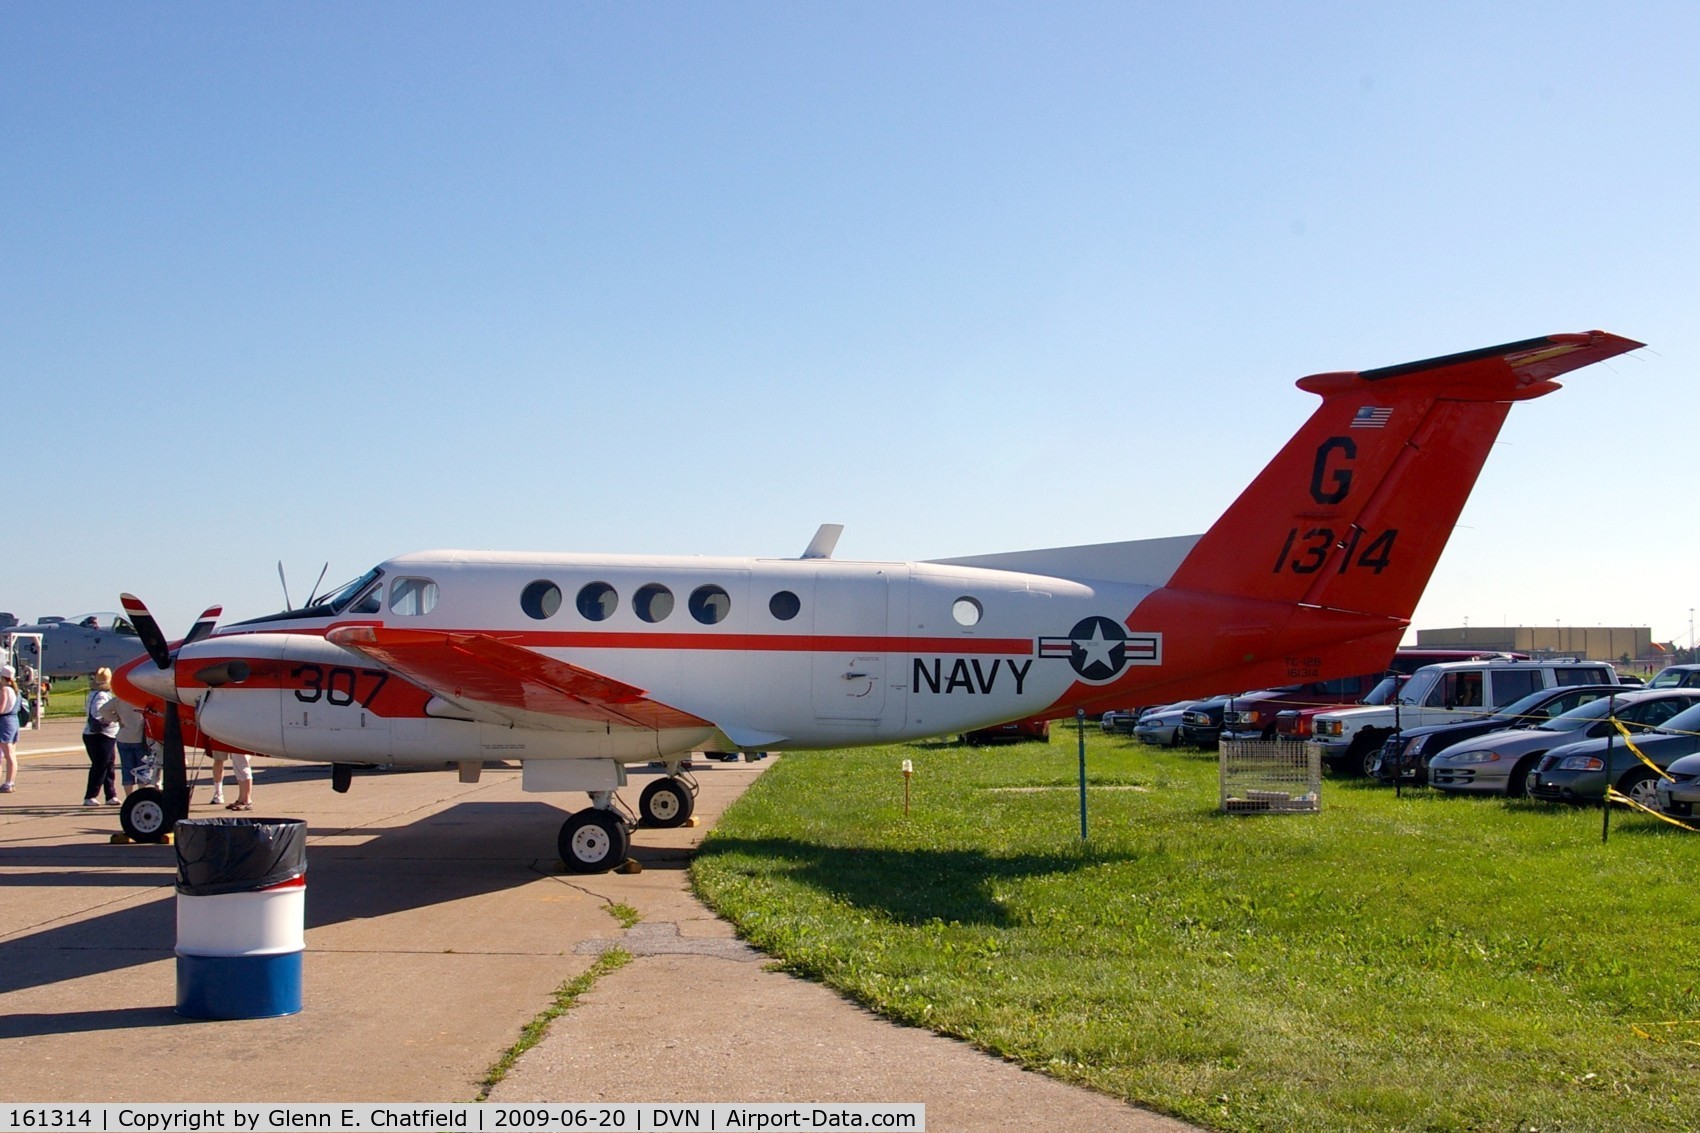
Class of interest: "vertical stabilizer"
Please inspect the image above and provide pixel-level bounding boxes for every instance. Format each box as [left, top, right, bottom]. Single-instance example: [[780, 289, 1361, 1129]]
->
[[1163, 332, 1641, 622]]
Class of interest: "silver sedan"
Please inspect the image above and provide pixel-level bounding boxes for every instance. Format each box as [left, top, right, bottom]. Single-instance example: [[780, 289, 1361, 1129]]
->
[[1134, 702, 1195, 747], [1428, 689, 1700, 796]]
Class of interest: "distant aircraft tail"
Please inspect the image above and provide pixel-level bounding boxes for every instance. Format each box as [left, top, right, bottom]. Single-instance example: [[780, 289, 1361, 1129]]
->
[[1164, 331, 1642, 620]]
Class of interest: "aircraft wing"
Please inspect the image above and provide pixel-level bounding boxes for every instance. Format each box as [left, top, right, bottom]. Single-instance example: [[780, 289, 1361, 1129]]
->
[[324, 624, 712, 732]]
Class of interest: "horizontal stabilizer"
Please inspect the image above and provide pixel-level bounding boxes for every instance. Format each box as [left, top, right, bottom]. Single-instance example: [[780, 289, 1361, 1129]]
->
[[930, 533, 1202, 588]]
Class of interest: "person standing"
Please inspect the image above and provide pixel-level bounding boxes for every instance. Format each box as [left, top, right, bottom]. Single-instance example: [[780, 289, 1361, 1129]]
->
[[83, 667, 120, 806], [206, 752, 227, 806], [0, 665, 21, 793], [225, 750, 255, 811], [103, 695, 154, 797]]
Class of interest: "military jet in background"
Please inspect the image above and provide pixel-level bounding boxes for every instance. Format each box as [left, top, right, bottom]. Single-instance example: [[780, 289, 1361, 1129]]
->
[[1, 612, 150, 678]]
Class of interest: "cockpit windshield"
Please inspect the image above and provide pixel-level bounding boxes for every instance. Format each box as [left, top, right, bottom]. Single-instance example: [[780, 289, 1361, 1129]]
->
[[230, 567, 384, 627], [317, 569, 384, 613]]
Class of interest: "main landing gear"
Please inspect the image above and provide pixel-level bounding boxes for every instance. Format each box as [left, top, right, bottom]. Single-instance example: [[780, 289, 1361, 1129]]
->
[[556, 769, 700, 874]]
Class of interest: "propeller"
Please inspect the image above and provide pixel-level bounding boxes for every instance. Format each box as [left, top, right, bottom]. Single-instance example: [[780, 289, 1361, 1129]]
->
[[116, 594, 222, 834]]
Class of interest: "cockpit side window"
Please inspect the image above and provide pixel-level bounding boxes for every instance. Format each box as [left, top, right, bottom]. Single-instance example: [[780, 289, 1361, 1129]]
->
[[389, 577, 439, 617]]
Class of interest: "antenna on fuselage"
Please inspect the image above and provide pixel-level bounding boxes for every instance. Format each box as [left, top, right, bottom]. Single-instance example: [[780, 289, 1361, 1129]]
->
[[303, 563, 329, 608], [801, 524, 843, 560], [277, 561, 293, 611]]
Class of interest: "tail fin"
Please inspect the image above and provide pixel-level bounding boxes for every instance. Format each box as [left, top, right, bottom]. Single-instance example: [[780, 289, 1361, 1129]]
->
[[1165, 331, 1642, 621]]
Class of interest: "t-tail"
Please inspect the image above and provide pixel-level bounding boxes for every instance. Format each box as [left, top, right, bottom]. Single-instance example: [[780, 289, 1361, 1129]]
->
[[1111, 331, 1642, 705]]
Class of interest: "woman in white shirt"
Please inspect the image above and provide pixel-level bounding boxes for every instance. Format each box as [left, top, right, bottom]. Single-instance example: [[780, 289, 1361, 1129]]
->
[[82, 667, 120, 806]]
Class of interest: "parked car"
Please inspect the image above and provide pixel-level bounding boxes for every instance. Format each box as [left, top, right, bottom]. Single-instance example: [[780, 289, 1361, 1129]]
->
[[1526, 698, 1700, 807], [1100, 708, 1144, 735], [963, 717, 1051, 745], [1134, 702, 1197, 747], [1654, 748, 1700, 818], [1178, 696, 1236, 748], [1310, 658, 1617, 775], [1648, 664, 1700, 688], [1429, 688, 1700, 797], [1369, 684, 1634, 785]]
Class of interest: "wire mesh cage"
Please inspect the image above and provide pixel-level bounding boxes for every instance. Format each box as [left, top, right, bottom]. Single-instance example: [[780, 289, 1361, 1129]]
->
[[1219, 739, 1321, 814]]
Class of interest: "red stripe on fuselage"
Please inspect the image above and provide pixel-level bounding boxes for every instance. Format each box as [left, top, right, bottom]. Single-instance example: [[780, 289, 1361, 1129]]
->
[[305, 625, 1036, 655]]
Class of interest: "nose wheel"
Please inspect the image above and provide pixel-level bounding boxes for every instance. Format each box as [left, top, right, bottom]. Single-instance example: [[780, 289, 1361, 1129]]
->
[[119, 787, 180, 843], [558, 808, 631, 873]]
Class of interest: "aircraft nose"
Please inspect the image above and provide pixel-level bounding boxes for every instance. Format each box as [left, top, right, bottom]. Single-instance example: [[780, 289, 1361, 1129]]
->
[[118, 658, 178, 704]]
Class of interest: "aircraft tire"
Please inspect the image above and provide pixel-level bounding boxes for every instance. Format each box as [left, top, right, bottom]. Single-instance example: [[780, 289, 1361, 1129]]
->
[[120, 788, 172, 844], [559, 809, 630, 874], [639, 778, 694, 828]]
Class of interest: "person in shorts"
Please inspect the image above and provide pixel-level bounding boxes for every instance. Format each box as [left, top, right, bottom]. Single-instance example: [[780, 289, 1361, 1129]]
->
[[0, 665, 21, 792]]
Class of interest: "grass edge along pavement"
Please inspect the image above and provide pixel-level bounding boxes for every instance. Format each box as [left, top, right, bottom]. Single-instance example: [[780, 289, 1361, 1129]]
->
[[689, 735, 1700, 1132]]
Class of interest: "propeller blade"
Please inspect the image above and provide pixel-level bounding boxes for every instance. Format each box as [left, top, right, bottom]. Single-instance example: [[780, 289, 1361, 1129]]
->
[[184, 605, 223, 646], [278, 561, 293, 611], [160, 702, 190, 826], [119, 593, 173, 670]]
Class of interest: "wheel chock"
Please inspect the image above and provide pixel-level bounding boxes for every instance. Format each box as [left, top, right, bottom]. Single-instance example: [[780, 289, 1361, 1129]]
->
[[110, 833, 133, 844], [685, 816, 700, 827], [615, 859, 643, 874]]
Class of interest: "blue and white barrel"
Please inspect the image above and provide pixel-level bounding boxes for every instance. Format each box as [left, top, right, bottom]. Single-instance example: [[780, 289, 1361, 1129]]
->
[[174, 817, 308, 1019]]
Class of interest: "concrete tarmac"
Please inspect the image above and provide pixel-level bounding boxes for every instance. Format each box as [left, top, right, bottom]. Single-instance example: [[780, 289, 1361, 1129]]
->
[[1, 717, 1193, 1131]]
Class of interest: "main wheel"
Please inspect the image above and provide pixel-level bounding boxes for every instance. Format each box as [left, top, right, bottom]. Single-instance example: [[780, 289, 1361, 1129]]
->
[[1617, 768, 1660, 810], [639, 778, 694, 828], [558, 809, 630, 873], [120, 788, 173, 843]]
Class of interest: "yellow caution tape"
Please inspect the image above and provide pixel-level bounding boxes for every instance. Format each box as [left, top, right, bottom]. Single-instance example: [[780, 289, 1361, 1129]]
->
[[1612, 718, 1675, 781], [1605, 786, 1700, 831]]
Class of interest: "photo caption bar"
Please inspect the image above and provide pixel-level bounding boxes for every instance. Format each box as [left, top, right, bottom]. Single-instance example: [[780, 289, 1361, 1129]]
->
[[0, 1104, 924, 1133]]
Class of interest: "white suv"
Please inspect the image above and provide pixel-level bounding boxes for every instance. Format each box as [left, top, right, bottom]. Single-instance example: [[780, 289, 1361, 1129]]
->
[[1308, 659, 1616, 775]]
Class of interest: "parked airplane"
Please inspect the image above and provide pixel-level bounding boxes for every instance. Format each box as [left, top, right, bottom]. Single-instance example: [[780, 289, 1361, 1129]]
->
[[2, 612, 150, 678], [114, 331, 1640, 870]]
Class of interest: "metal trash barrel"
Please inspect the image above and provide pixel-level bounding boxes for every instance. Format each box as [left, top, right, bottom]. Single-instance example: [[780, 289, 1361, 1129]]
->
[[173, 817, 307, 1019]]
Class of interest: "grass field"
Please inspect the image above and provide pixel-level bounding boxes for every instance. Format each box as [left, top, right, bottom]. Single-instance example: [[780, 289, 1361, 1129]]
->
[[41, 676, 89, 719], [691, 732, 1700, 1132]]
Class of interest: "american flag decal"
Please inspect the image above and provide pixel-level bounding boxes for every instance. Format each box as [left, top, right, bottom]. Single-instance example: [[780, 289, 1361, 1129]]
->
[[1351, 405, 1393, 429]]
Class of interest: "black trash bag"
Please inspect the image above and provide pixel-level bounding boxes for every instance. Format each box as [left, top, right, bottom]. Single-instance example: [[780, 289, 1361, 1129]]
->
[[174, 817, 307, 897]]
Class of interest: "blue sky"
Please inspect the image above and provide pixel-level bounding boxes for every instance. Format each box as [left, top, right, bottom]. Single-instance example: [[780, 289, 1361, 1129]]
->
[[4, 3, 1697, 647]]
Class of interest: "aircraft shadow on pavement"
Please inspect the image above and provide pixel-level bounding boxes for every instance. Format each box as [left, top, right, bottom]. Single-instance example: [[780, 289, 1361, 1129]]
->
[[0, 801, 572, 1030], [694, 836, 1130, 927]]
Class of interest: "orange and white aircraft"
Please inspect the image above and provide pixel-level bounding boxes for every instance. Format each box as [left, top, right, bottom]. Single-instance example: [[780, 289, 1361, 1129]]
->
[[115, 331, 1639, 870]]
